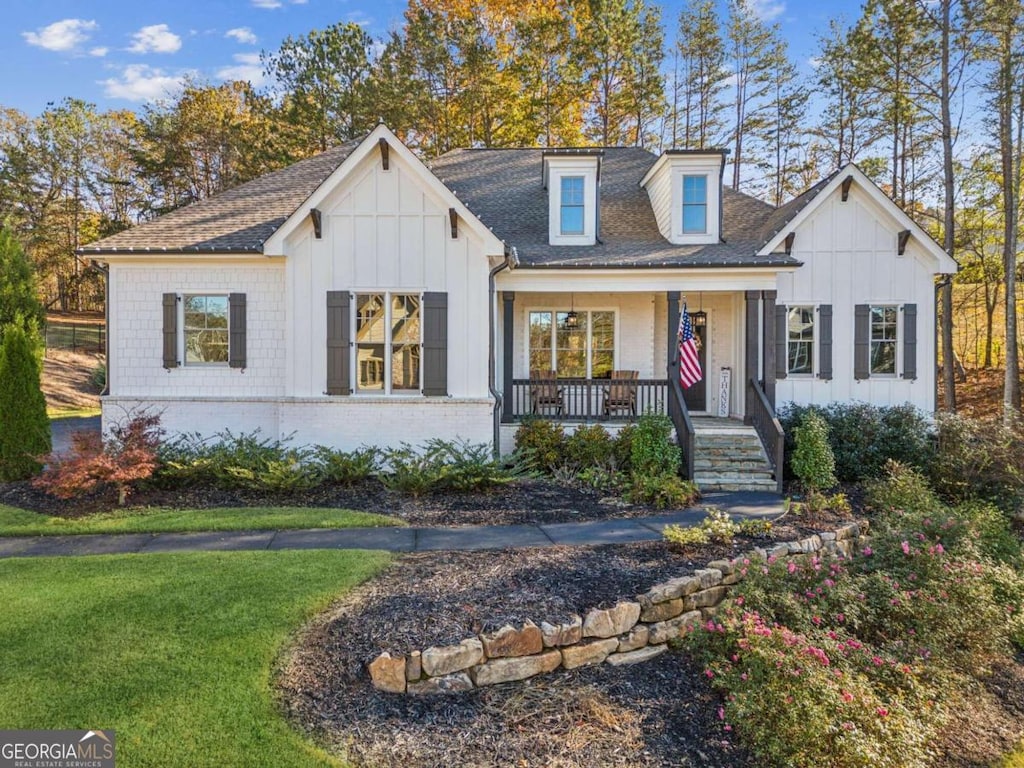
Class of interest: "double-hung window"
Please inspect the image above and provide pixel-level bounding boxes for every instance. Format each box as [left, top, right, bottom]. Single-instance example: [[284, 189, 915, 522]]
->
[[560, 176, 585, 235], [355, 293, 421, 393], [528, 309, 615, 378], [870, 305, 898, 375], [786, 305, 814, 375], [183, 295, 229, 364], [682, 175, 707, 234]]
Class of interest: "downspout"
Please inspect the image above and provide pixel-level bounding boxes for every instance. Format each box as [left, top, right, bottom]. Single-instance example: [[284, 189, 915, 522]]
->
[[718, 150, 728, 242], [935, 274, 952, 413], [489, 246, 518, 457], [89, 259, 110, 396]]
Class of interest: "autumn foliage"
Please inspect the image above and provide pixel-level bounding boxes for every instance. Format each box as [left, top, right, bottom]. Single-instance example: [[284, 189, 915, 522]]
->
[[34, 413, 162, 505]]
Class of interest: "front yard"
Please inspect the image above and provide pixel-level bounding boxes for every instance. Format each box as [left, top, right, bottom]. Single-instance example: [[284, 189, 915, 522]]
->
[[0, 550, 390, 768]]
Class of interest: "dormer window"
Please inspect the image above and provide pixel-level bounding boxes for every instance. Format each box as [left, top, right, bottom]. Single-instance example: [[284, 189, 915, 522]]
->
[[544, 150, 601, 246], [682, 175, 708, 233], [560, 176, 585, 235]]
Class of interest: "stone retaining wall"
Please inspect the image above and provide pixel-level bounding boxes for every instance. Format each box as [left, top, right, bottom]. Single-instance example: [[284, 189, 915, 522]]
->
[[369, 521, 869, 695]]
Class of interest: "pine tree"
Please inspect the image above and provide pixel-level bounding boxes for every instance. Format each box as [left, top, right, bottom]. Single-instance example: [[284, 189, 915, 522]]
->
[[0, 225, 45, 337], [0, 322, 51, 481], [675, 0, 727, 149]]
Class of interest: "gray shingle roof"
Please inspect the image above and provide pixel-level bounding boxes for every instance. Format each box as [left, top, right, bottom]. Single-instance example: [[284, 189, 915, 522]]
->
[[428, 147, 800, 268], [80, 139, 361, 254]]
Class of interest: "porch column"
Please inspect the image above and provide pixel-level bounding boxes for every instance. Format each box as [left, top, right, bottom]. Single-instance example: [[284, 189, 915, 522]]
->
[[744, 290, 760, 424], [502, 291, 515, 422], [762, 289, 777, 409], [667, 291, 680, 378]]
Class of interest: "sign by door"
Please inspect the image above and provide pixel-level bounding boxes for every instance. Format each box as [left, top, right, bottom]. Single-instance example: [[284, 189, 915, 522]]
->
[[718, 367, 731, 417]]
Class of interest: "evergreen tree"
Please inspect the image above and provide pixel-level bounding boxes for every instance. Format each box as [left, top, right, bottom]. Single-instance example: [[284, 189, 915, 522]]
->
[[0, 322, 51, 481], [0, 225, 45, 336], [675, 0, 727, 149]]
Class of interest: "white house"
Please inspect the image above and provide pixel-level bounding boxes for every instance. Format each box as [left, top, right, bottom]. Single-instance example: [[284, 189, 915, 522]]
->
[[81, 124, 957, 492]]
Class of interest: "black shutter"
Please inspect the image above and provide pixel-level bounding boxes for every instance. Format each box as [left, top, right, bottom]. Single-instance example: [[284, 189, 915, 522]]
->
[[326, 291, 351, 395], [775, 304, 788, 379], [818, 304, 833, 380], [854, 304, 870, 380], [902, 303, 917, 380], [162, 293, 178, 369], [422, 292, 448, 396], [228, 293, 246, 369]]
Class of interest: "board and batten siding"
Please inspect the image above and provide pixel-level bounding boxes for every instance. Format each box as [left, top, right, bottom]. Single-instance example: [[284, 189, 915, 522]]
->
[[285, 149, 492, 399], [775, 183, 937, 413]]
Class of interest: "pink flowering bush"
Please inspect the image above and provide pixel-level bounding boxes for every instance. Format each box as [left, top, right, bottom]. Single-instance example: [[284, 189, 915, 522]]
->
[[684, 465, 1024, 767]]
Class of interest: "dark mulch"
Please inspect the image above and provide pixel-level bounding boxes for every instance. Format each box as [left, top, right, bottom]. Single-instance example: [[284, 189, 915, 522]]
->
[[0, 476, 684, 526], [276, 515, 857, 768]]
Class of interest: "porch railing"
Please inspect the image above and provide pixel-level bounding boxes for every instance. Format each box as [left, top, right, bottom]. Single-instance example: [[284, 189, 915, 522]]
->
[[506, 377, 668, 422], [668, 375, 696, 481], [748, 378, 785, 494]]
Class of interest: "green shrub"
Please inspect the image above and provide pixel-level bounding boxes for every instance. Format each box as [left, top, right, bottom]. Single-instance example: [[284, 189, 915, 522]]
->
[[564, 424, 614, 469], [380, 444, 437, 497], [158, 430, 308, 491], [513, 418, 566, 473], [663, 523, 709, 546], [224, 456, 319, 494], [612, 424, 636, 472], [627, 472, 698, 509], [89, 361, 106, 391], [577, 466, 623, 493], [0, 322, 50, 481], [863, 460, 943, 517], [779, 402, 933, 482], [790, 410, 836, 493], [663, 507, 740, 547], [0, 227, 45, 336], [630, 411, 681, 477], [381, 439, 516, 496], [737, 518, 773, 537], [930, 412, 1024, 508], [313, 446, 379, 485]]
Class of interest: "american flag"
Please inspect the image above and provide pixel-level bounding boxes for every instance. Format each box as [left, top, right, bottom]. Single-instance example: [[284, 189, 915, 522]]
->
[[678, 305, 703, 389]]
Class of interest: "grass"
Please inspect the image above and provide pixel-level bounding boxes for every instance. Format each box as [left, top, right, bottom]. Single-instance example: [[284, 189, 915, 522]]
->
[[48, 406, 102, 419], [0, 550, 391, 767], [0, 504, 402, 536], [1000, 741, 1024, 768]]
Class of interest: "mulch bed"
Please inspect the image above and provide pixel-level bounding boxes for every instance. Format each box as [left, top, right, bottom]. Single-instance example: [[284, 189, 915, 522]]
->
[[276, 510, 855, 768], [0, 476, 693, 526]]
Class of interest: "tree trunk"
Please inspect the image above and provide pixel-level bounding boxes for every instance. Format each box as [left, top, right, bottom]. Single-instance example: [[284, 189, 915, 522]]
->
[[939, 0, 956, 410], [1001, 25, 1020, 417]]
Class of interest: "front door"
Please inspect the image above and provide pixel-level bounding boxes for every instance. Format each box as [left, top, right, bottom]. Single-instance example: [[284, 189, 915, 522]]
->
[[683, 313, 707, 411]]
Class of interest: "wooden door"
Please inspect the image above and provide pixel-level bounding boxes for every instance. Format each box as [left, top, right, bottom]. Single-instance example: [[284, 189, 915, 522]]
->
[[683, 313, 707, 411]]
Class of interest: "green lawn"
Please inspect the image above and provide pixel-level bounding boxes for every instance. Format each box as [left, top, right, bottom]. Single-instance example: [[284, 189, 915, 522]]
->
[[0, 504, 402, 536], [48, 406, 102, 418], [0, 550, 391, 767]]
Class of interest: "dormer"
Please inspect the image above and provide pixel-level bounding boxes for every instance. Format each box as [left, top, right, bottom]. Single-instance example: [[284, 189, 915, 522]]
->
[[543, 149, 602, 246], [640, 149, 726, 246]]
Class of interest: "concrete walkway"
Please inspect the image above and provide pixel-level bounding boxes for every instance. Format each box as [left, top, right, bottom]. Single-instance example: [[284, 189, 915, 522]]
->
[[0, 491, 783, 559]]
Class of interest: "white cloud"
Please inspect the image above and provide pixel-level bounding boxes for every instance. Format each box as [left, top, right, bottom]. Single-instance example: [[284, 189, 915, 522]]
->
[[89, 46, 109, 57], [251, 0, 283, 8], [100, 64, 187, 101], [22, 18, 98, 52], [128, 24, 182, 54], [749, 0, 786, 21], [225, 27, 258, 45], [216, 52, 266, 86]]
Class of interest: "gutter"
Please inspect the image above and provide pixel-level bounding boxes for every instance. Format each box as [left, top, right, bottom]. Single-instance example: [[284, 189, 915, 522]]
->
[[488, 246, 518, 457]]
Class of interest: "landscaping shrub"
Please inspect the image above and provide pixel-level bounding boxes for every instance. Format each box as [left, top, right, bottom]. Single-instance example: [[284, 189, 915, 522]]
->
[[0, 322, 50, 481], [223, 455, 320, 494], [513, 418, 566, 473], [158, 430, 299, 489], [779, 402, 933, 482], [313, 446, 379, 485], [930, 412, 1024, 508], [381, 439, 516, 496], [790, 410, 836, 493], [612, 423, 636, 472], [564, 424, 615, 469], [577, 466, 622, 493], [630, 411, 681, 477], [34, 412, 161, 505], [0, 226, 45, 336], [628, 473, 698, 509], [664, 507, 740, 546], [863, 460, 943, 518], [685, 466, 1024, 768]]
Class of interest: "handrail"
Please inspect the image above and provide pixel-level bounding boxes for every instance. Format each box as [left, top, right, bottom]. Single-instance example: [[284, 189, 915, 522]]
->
[[748, 378, 785, 494], [668, 375, 696, 481]]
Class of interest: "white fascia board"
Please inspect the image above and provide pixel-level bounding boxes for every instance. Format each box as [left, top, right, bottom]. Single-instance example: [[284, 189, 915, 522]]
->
[[497, 266, 795, 293], [89, 253, 284, 264], [758, 164, 958, 274], [261, 124, 505, 256]]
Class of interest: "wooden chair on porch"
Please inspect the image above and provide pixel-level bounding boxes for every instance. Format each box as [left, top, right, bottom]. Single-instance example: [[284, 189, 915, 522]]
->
[[529, 369, 564, 416], [602, 370, 639, 417]]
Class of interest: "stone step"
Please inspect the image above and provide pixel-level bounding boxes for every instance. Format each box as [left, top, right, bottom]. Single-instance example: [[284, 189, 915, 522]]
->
[[697, 478, 780, 492], [695, 469, 775, 481], [694, 458, 772, 471], [695, 438, 765, 450], [698, 448, 766, 460]]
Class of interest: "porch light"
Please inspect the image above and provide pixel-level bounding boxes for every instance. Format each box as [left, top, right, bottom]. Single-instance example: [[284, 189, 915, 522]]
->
[[562, 310, 579, 330], [691, 310, 707, 328]]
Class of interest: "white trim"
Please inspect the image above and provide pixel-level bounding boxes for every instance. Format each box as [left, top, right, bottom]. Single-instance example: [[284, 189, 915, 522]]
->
[[173, 291, 234, 368], [867, 303, 901, 379], [546, 156, 599, 246], [499, 268, 789, 293], [759, 165, 958, 274], [524, 306, 619, 378], [262, 124, 505, 256], [352, 291, 424, 396], [784, 303, 817, 378]]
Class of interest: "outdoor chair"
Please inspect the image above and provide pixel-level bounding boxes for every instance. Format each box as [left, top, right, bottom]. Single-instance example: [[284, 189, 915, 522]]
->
[[602, 370, 639, 417], [529, 369, 564, 416]]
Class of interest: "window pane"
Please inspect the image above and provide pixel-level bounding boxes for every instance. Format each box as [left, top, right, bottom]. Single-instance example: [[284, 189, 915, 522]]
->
[[561, 176, 584, 204], [683, 175, 706, 204], [183, 295, 229, 364], [591, 311, 614, 378], [871, 341, 896, 374], [683, 203, 707, 233], [786, 306, 813, 375], [529, 312, 552, 374], [356, 294, 385, 391], [529, 349, 553, 372], [560, 205, 584, 235], [391, 294, 420, 391], [556, 311, 588, 378]]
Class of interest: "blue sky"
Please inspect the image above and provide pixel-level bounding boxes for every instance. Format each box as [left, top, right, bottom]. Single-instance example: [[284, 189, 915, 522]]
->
[[3, 0, 856, 116]]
